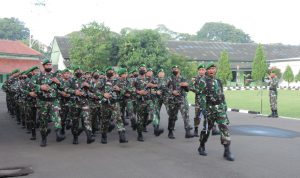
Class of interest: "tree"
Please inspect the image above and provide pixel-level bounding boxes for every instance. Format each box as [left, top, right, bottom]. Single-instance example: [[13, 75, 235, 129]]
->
[[118, 29, 168, 71], [268, 66, 282, 79], [283, 65, 294, 87], [154, 24, 197, 41], [216, 50, 232, 85], [295, 70, 300, 82], [196, 22, 252, 43], [0, 17, 29, 40], [69, 21, 116, 71], [252, 44, 268, 84]]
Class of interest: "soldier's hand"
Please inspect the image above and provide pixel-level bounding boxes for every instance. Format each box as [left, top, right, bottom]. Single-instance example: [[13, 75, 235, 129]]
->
[[29, 92, 37, 97], [172, 90, 180, 96], [61, 91, 70, 97], [180, 82, 189, 87], [125, 93, 131, 97], [104, 92, 112, 99], [147, 83, 153, 88], [75, 90, 84, 96], [51, 77, 60, 84], [156, 91, 161, 95], [113, 85, 120, 91], [41, 84, 50, 91]]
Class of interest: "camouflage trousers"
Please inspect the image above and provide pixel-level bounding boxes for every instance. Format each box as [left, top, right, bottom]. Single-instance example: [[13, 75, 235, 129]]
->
[[60, 104, 70, 130], [70, 106, 92, 136], [168, 98, 191, 130], [200, 102, 231, 145], [157, 97, 168, 123], [101, 103, 125, 133], [90, 106, 101, 132], [193, 101, 206, 128], [120, 99, 136, 123], [269, 90, 277, 110], [25, 104, 37, 131], [38, 100, 62, 136], [136, 99, 158, 132]]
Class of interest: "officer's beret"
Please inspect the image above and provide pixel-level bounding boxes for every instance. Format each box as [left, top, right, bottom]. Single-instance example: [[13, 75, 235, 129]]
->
[[172, 65, 179, 69], [42, 59, 51, 65], [99, 71, 105, 75], [139, 63, 146, 68], [72, 65, 81, 71], [147, 68, 153, 72], [197, 63, 206, 70], [118, 68, 127, 75], [206, 62, 217, 70], [62, 68, 70, 73], [157, 68, 164, 73], [105, 66, 114, 72], [129, 68, 137, 74], [11, 69, 20, 75], [28, 66, 39, 73]]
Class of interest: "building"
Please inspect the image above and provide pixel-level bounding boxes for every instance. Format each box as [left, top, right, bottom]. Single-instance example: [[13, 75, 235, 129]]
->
[[0, 40, 43, 85], [50, 36, 70, 70]]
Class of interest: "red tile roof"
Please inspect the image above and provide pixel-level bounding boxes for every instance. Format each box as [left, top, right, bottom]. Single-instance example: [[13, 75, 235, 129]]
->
[[0, 58, 42, 74], [0, 40, 42, 56]]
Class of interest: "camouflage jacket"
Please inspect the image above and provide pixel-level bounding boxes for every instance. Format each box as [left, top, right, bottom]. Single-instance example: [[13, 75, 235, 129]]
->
[[205, 76, 225, 106], [157, 77, 168, 101], [117, 77, 135, 101], [100, 77, 119, 105], [269, 78, 279, 91], [133, 75, 152, 101], [190, 75, 206, 109], [34, 72, 59, 100], [166, 75, 189, 103]]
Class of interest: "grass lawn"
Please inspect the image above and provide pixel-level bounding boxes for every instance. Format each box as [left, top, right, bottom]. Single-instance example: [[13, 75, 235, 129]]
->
[[187, 90, 300, 119]]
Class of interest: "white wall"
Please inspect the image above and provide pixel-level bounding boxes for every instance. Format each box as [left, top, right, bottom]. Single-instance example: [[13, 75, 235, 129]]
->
[[270, 59, 300, 87], [57, 53, 66, 70]]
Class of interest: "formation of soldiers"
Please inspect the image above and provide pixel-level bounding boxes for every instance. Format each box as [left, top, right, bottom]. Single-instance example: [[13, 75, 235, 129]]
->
[[2, 60, 234, 161]]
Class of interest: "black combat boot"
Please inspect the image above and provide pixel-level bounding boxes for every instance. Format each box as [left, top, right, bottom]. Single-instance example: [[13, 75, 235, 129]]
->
[[223, 144, 235, 161], [268, 110, 275, 117], [123, 117, 129, 126], [65, 119, 72, 130], [274, 110, 278, 118], [137, 132, 144, 142], [40, 134, 47, 147], [101, 133, 107, 144], [212, 125, 220, 135], [86, 131, 95, 144], [73, 135, 78, 145], [185, 128, 194, 138], [168, 129, 175, 139], [194, 127, 199, 137], [56, 129, 65, 142], [131, 119, 137, 131], [108, 123, 115, 132], [119, 131, 128, 143], [30, 128, 36, 140], [198, 143, 207, 156], [154, 125, 164, 136]]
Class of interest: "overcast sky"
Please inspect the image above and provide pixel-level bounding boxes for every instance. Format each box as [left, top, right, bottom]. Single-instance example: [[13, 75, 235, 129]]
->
[[1, 0, 299, 45]]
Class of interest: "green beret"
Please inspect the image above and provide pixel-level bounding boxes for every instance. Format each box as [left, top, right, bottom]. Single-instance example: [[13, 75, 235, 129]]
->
[[20, 70, 27, 75], [72, 65, 81, 71], [118, 68, 127, 75], [42, 59, 51, 65], [157, 68, 164, 73], [28, 66, 39, 73], [147, 68, 153, 71], [11, 69, 20, 75], [172, 65, 179, 69], [129, 68, 138, 74], [105, 66, 114, 72], [197, 63, 206, 70], [99, 71, 105, 75], [206, 62, 217, 70], [62, 68, 70, 73], [139, 64, 146, 68]]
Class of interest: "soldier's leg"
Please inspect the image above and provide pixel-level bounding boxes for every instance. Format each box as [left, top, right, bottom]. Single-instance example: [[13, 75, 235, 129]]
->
[[194, 101, 201, 137], [180, 99, 193, 138], [150, 99, 164, 137], [198, 107, 215, 155], [100, 105, 111, 144], [71, 107, 81, 144], [112, 103, 128, 143], [270, 91, 278, 117], [167, 103, 180, 139], [49, 101, 64, 142], [81, 107, 94, 144], [120, 101, 129, 126], [90, 107, 98, 135], [28, 106, 37, 140], [16, 103, 21, 124], [126, 100, 137, 130], [136, 103, 147, 141], [39, 103, 51, 147]]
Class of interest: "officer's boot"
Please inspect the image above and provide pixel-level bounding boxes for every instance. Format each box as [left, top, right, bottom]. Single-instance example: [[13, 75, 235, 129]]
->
[[154, 125, 164, 136], [198, 130, 210, 155], [268, 110, 274, 117], [56, 129, 65, 142], [119, 131, 128, 143], [101, 133, 107, 144], [30, 128, 36, 140], [185, 128, 194, 138], [223, 144, 235, 161], [40, 133, 47, 147], [73, 135, 78, 145], [168, 129, 175, 139], [274, 110, 278, 118], [194, 127, 199, 137], [86, 130, 95, 144], [212, 125, 220, 135], [137, 132, 144, 142]]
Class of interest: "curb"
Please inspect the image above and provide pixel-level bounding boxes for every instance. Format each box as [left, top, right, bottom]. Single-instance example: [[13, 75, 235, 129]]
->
[[223, 86, 300, 91], [189, 104, 260, 115]]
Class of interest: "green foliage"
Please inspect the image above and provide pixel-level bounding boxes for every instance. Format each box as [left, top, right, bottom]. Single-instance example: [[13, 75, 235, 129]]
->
[[0, 17, 29, 40], [69, 21, 116, 71], [196, 22, 252, 43], [155, 24, 197, 41], [216, 50, 232, 85], [252, 44, 268, 83], [295, 70, 300, 82], [283, 65, 294, 86], [118, 29, 168, 71]]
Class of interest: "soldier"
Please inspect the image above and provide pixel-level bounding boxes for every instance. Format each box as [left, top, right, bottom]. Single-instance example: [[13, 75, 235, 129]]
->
[[100, 67, 128, 144], [268, 70, 279, 118], [34, 60, 65, 147], [156, 69, 169, 130], [198, 63, 234, 161], [166, 65, 194, 139]]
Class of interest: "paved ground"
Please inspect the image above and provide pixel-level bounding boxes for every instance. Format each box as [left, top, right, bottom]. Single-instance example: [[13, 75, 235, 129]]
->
[[0, 91, 299, 178]]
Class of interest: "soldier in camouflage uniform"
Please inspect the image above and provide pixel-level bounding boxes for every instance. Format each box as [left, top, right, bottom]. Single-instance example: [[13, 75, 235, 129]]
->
[[99, 67, 128, 144], [34, 60, 65, 147], [166, 65, 194, 139], [198, 63, 234, 161], [65, 66, 95, 145], [268, 70, 279, 118], [156, 69, 169, 121]]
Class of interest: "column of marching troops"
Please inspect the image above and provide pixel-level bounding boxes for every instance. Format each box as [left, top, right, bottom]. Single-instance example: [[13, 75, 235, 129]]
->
[[2, 60, 234, 161]]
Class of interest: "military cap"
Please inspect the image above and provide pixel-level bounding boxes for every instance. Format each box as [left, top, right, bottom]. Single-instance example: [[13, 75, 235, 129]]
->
[[26, 66, 38, 73], [206, 62, 217, 70], [147, 68, 153, 71], [62, 68, 70, 73], [130, 68, 138, 74], [157, 68, 164, 73], [42, 59, 51, 65], [172, 65, 179, 69], [11, 69, 20, 75], [99, 71, 105, 75], [197, 63, 206, 70], [105, 66, 114, 72], [72, 65, 81, 71], [139, 63, 146, 68], [118, 68, 127, 75]]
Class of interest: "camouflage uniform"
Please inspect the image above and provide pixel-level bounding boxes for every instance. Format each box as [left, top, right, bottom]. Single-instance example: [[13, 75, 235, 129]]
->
[[268, 77, 279, 117], [157, 76, 169, 124], [89, 78, 102, 135]]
